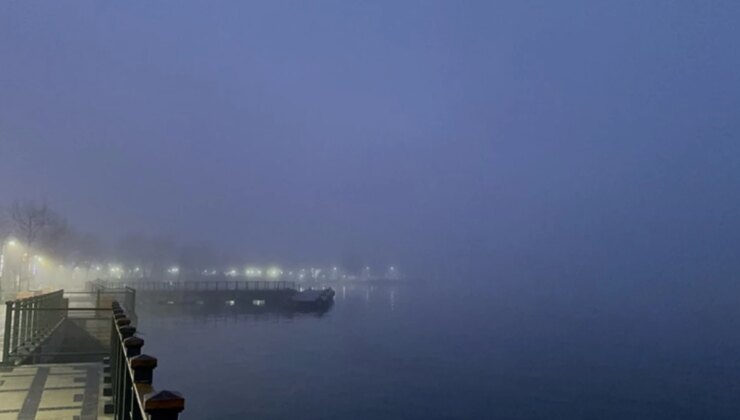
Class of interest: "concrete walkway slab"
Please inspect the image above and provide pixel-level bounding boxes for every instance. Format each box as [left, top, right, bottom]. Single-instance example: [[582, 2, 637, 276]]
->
[[0, 363, 111, 419]]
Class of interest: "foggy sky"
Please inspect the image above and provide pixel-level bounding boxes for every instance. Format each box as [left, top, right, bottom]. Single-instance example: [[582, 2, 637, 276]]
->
[[1, 1, 739, 279]]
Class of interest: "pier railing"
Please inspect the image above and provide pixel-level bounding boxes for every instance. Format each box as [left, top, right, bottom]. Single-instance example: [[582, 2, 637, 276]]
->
[[84, 283, 137, 319], [109, 300, 185, 420], [2, 290, 66, 364], [98, 279, 296, 291]]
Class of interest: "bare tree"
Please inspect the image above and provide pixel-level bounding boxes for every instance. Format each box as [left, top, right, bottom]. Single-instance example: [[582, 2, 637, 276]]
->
[[10, 201, 56, 249], [8, 200, 68, 289]]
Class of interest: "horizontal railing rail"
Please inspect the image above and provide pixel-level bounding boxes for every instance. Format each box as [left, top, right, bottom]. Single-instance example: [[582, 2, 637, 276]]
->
[[109, 300, 184, 420], [2, 290, 67, 365]]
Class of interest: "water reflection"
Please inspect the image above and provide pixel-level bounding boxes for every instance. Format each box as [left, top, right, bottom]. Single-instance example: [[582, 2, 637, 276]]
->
[[136, 296, 334, 322]]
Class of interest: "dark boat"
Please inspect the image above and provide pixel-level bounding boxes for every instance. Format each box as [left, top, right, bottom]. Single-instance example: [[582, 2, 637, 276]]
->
[[291, 288, 335, 309]]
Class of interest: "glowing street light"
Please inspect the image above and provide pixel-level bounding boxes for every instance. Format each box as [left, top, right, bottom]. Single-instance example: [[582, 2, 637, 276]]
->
[[245, 267, 262, 277]]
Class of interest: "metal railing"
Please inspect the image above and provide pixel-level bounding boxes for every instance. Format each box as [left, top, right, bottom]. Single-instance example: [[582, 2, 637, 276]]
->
[[2, 290, 67, 364], [109, 300, 185, 419], [84, 284, 137, 318]]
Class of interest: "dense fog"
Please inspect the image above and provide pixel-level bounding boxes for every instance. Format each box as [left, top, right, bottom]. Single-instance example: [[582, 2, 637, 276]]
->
[[1, 1, 739, 291]]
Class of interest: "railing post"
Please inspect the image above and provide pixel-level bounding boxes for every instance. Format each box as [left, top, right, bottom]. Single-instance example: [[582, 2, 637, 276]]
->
[[119, 325, 135, 338], [96, 288, 101, 318], [123, 336, 144, 357], [38, 296, 46, 335], [109, 307, 118, 404], [2, 302, 12, 362], [122, 336, 143, 420], [128, 355, 156, 420], [144, 390, 185, 420], [19, 300, 27, 350], [27, 299, 35, 344], [130, 354, 157, 384]]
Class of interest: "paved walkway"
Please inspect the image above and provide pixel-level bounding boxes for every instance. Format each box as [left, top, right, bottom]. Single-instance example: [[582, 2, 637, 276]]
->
[[0, 363, 111, 420]]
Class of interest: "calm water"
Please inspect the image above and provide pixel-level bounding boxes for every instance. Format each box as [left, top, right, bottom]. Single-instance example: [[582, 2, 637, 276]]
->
[[136, 280, 740, 419]]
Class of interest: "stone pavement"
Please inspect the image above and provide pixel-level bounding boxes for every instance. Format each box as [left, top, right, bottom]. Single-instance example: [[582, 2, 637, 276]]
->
[[0, 363, 111, 420]]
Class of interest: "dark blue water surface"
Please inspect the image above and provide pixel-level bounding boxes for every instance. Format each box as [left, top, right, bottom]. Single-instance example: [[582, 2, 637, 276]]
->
[[136, 280, 740, 419]]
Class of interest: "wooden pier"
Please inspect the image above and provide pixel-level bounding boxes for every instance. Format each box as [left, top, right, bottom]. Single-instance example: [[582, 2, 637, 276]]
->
[[93, 279, 298, 309]]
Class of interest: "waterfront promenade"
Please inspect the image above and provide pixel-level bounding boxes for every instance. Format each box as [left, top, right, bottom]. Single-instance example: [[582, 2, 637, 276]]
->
[[1, 291, 110, 419], [1, 287, 184, 420]]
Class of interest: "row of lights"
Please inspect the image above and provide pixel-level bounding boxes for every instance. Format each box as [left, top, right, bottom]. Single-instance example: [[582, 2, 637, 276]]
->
[[4, 239, 399, 279]]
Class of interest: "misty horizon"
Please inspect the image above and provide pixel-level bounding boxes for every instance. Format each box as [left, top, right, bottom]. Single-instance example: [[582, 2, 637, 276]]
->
[[2, 2, 739, 280]]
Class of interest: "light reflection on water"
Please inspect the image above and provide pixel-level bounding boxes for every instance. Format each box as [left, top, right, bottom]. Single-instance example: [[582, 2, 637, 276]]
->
[[135, 281, 740, 420]]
